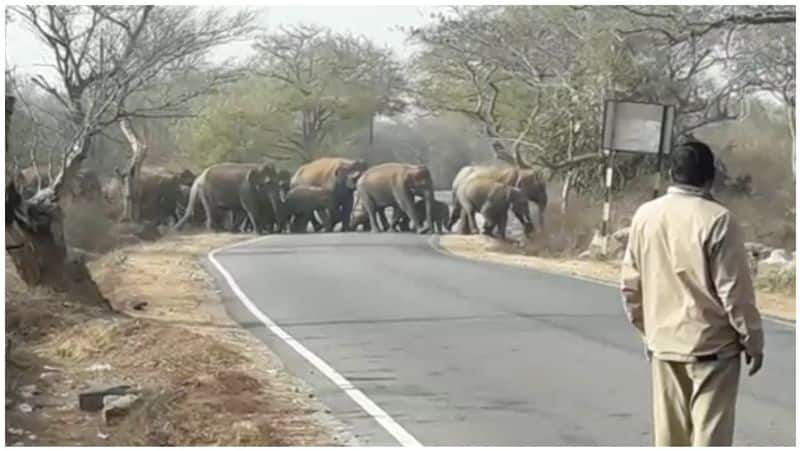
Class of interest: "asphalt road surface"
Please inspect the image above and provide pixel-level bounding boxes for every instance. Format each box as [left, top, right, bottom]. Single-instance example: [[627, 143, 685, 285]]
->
[[209, 232, 795, 446]]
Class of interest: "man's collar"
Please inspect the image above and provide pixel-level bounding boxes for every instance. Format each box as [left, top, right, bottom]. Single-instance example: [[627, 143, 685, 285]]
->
[[667, 184, 715, 200]]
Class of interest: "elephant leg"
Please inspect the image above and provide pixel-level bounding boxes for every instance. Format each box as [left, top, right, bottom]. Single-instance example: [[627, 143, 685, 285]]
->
[[308, 210, 323, 231], [340, 194, 354, 232], [392, 188, 419, 232], [448, 197, 460, 229], [290, 214, 305, 233], [378, 207, 395, 232], [497, 214, 508, 240], [197, 188, 214, 231], [363, 195, 382, 233], [245, 209, 260, 235], [466, 207, 479, 234], [321, 208, 334, 232]]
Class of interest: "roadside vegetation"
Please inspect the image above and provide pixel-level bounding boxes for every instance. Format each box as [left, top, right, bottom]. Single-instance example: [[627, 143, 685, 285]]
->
[[5, 5, 795, 444]]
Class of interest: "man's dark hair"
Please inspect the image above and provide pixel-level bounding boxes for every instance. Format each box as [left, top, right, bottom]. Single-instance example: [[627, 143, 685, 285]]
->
[[670, 140, 715, 187]]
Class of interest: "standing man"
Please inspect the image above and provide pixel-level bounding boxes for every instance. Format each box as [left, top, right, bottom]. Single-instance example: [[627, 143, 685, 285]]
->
[[621, 140, 764, 446]]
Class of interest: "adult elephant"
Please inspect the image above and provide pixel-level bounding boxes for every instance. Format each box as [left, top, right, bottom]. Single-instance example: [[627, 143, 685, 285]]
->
[[455, 175, 534, 240], [174, 162, 281, 234], [449, 165, 547, 234], [356, 163, 434, 234], [127, 167, 195, 226], [290, 157, 367, 232]]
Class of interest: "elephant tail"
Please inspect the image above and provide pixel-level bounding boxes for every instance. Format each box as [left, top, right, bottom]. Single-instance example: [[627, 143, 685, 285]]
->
[[174, 171, 204, 230]]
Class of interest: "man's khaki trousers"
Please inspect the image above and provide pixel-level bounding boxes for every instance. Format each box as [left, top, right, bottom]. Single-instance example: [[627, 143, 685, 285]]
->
[[651, 355, 741, 446]]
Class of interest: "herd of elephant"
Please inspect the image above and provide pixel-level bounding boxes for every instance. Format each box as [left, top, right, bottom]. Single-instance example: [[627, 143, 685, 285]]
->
[[169, 157, 548, 239], [14, 157, 548, 239]]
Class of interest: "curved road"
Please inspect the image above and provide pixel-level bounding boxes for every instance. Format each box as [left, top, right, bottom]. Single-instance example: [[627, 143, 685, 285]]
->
[[208, 232, 795, 446]]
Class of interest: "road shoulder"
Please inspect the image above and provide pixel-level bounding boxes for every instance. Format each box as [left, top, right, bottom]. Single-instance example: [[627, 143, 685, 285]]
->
[[6, 232, 349, 446], [433, 234, 795, 323]]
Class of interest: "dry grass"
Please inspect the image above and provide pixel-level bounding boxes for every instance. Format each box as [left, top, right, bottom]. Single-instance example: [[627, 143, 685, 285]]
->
[[440, 235, 795, 321], [6, 232, 347, 446]]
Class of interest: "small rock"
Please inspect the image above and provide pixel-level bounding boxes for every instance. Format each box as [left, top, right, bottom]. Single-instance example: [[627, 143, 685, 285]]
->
[[17, 403, 32, 413], [191, 273, 203, 281], [744, 242, 773, 259], [132, 301, 148, 311], [97, 432, 109, 440], [102, 394, 140, 425], [78, 385, 135, 412], [308, 393, 315, 399], [86, 363, 112, 372], [27, 434, 36, 441], [763, 249, 791, 264], [42, 365, 61, 372], [19, 384, 38, 398], [611, 227, 630, 245], [232, 420, 260, 443], [12, 441, 24, 446], [7, 427, 24, 435]]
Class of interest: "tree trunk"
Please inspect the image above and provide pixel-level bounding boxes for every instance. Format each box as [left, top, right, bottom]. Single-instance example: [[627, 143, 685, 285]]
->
[[787, 104, 795, 181], [6, 128, 110, 310], [560, 171, 574, 215], [119, 117, 149, 222]]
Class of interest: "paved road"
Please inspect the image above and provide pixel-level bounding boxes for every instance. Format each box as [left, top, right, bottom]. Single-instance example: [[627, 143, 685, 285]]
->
[[210, 232, 795, 446]]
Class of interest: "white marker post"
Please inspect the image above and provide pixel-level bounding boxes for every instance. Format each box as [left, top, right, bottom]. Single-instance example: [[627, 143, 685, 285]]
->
[[600, 100, 675, 256]]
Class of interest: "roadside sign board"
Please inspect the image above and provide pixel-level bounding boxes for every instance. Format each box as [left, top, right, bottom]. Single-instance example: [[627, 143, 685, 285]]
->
[[602, 101, 675, 155]]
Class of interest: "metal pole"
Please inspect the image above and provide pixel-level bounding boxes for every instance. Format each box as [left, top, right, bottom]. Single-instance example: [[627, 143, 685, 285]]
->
[[601, 149, 615, 255]]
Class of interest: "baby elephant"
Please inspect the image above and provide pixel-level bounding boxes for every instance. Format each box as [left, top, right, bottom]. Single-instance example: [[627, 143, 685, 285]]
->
[[284, 186, 337, 233], [350, 197, 392, 232], [455, 176, 533, 239], [392, 199, 451, 234]]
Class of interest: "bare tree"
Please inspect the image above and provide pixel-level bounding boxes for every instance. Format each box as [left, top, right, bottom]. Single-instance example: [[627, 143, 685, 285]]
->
[[409, 5, 795, 208], [8, 6, 255, 306]]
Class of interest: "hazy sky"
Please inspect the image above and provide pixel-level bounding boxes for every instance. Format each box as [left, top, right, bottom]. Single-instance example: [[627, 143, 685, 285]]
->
[[5, 6, 443, 80]]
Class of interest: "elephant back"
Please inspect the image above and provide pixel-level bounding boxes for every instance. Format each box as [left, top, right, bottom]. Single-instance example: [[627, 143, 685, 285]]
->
[[291, 157, 365, 190]]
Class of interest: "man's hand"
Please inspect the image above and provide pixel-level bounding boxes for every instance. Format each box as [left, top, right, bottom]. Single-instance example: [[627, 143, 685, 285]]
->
[[745, 352, 763, 376]]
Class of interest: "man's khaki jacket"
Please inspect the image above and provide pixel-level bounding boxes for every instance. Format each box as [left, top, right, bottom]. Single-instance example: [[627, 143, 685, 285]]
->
[[621, 185, 764, 362]]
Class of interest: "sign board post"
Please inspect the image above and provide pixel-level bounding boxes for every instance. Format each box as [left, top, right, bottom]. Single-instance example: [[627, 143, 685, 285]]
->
[[599, 100, 675, 255]]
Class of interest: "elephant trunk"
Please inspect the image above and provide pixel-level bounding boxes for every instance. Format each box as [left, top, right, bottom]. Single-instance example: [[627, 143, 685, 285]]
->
[[269, 190, 286, 232], [537, 203, 545, 230]]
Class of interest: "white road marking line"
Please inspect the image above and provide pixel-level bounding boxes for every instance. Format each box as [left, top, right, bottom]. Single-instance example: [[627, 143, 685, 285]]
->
[[428, 236, 795, 329], [208, 236, 423, 447]]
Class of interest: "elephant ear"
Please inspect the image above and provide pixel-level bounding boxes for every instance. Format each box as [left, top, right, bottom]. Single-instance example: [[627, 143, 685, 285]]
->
[[247, 169, 260, 189], [257, 162, 276, 179], [505, 186, 520, 204], [410, 165, 429, 183], [178, 169, 195, 186]]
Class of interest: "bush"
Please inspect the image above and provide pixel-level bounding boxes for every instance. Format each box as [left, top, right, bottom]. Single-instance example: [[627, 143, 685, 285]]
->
[[63, 198, 119, 254], [755, 266, 796, 295]]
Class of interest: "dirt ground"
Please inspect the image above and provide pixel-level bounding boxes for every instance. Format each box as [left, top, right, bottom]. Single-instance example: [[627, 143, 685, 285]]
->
[[439, 235, 796, 321], [6, 232, 352, 446]]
